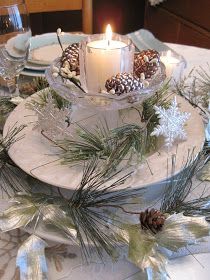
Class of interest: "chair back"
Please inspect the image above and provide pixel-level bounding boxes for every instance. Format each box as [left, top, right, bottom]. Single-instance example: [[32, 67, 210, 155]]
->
[[25, 0, 93, 33]]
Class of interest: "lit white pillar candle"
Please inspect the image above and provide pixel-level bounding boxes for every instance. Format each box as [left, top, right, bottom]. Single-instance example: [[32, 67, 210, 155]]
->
[[80, 25, 134, 93], [160, 50, 180, 78]]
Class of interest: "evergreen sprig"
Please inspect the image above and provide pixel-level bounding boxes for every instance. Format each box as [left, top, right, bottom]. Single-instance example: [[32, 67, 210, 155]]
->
[[161, 150, 207, 215], [1, 158, 144, 260], [0, 64, 209, 277], [56, 82, 171, 170], [196, 64, 210, 94], [28, 88, 71, 110], [58, 123, 146, 171], [0, 124, 30, 197], [0, 96, 16, 116], [173, 66, 210, 111], [141, 80, 171, 151], [19, 77, 49, 97], [0, 96, 16, 131], [67, 158, 141, 259]]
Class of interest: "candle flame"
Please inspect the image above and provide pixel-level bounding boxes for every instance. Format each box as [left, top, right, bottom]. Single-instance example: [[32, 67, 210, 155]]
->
[[106, 24, 112, 42]]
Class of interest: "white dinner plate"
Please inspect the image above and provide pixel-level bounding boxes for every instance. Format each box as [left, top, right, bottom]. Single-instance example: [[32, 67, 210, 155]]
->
[[3, 90, 204, 191], [21, 69, 46, 77], [25, 61, 48, 71], [28, 33, 86, 65]]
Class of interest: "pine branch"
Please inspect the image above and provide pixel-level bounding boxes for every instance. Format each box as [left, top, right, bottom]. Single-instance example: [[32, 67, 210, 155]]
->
[[0, 97, 16, 131], [2, 123, 26, 150], [0, 96, 16, 115], [42, 82, 172, 172], [19, 77, 49, 97], [33, 77, 49, 92], [141, 80, 171, 152], [173, 65, 210, 112], [196, 64, 210, 93], [0, 124, 30, 197], [178, 196, 210, 218], [1, 158, 144, 260], [28, 88, 71, 110], [141, 80, 171, 123], [0, 164, 30, 197], [57, 122, 147, 173], [160, 150, 207, 214], [64, 157, 144, 259]]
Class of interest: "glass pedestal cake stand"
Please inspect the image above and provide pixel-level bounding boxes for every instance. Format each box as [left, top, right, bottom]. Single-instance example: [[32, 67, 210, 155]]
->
[[45, 58, 166, 111]]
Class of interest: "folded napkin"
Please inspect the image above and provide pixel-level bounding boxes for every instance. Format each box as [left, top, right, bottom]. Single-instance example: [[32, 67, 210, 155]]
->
[[128, 28, 187, 70], [128, 29, 171, 52]]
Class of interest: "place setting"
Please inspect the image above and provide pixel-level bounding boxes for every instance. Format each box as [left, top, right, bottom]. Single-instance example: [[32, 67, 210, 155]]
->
[[22, 32, 87, 77], [0, 1, 210, 280]]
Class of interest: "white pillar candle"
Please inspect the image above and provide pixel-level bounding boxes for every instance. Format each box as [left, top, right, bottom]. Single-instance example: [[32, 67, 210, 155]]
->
[[160, 50, 180, 78], [80, 25, 134, 93]]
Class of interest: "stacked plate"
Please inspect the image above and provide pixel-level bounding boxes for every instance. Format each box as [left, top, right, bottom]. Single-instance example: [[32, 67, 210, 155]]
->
[[22, 33, 86, 77]]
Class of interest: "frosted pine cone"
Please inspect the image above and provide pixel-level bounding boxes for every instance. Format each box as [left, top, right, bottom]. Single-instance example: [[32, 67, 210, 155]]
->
[[60, 43, 80, 75], [134, 49, 160, 79], [139, 208, 166, 234], [105, 73, 144, 95]]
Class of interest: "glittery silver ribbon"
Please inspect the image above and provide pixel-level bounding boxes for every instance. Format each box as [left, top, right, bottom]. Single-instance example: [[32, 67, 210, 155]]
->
[[120, 213, 210, 280], [16, 234, 48, 280], [146, 267, 167, 280]]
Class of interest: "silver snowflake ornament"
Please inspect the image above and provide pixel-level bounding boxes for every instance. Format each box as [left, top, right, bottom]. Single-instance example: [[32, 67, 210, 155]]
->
[[151, 97, 191, 147], [33, 94, 72, 140]]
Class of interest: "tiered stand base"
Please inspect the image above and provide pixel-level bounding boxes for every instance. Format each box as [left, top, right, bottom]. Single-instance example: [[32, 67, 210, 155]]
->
[[4, 91, 204, 195], [2, 89, 206, 279]]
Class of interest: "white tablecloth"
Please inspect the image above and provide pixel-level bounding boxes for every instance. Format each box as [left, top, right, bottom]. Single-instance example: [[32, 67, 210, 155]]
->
[[166, 43, 210, 73], [0, 43, 210, 280]]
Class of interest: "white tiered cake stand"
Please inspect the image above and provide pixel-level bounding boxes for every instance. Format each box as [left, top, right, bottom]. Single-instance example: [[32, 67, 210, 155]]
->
[[3, 91, 204, 196], [2, 90, 205, 280], [2, 35, 206, 279]]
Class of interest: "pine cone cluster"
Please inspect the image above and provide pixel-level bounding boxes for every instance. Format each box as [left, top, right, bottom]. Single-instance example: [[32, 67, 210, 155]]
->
[[134, 49, 160, 79], [60, 43, 80, 75], [105, 72, 144, 95], [139, 208, 166, 234]]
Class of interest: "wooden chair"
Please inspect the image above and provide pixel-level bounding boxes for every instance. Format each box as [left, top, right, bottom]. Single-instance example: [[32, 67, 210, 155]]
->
[[25, 0, 93, 34]]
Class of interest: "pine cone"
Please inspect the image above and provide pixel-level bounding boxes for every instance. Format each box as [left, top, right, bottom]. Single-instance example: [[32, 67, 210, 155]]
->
[[60, 43, 80, 75], [134, 49, 160, 79], [139, 208, 166, 234], [105, 73, 144, 95]]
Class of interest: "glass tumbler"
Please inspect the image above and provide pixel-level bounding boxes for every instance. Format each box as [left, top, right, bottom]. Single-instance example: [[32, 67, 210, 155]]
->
[[0, 1, 31, 94]]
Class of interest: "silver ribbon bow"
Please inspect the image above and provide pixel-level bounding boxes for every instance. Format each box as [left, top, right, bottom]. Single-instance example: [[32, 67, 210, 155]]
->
[[16, 234, 48, 280]]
